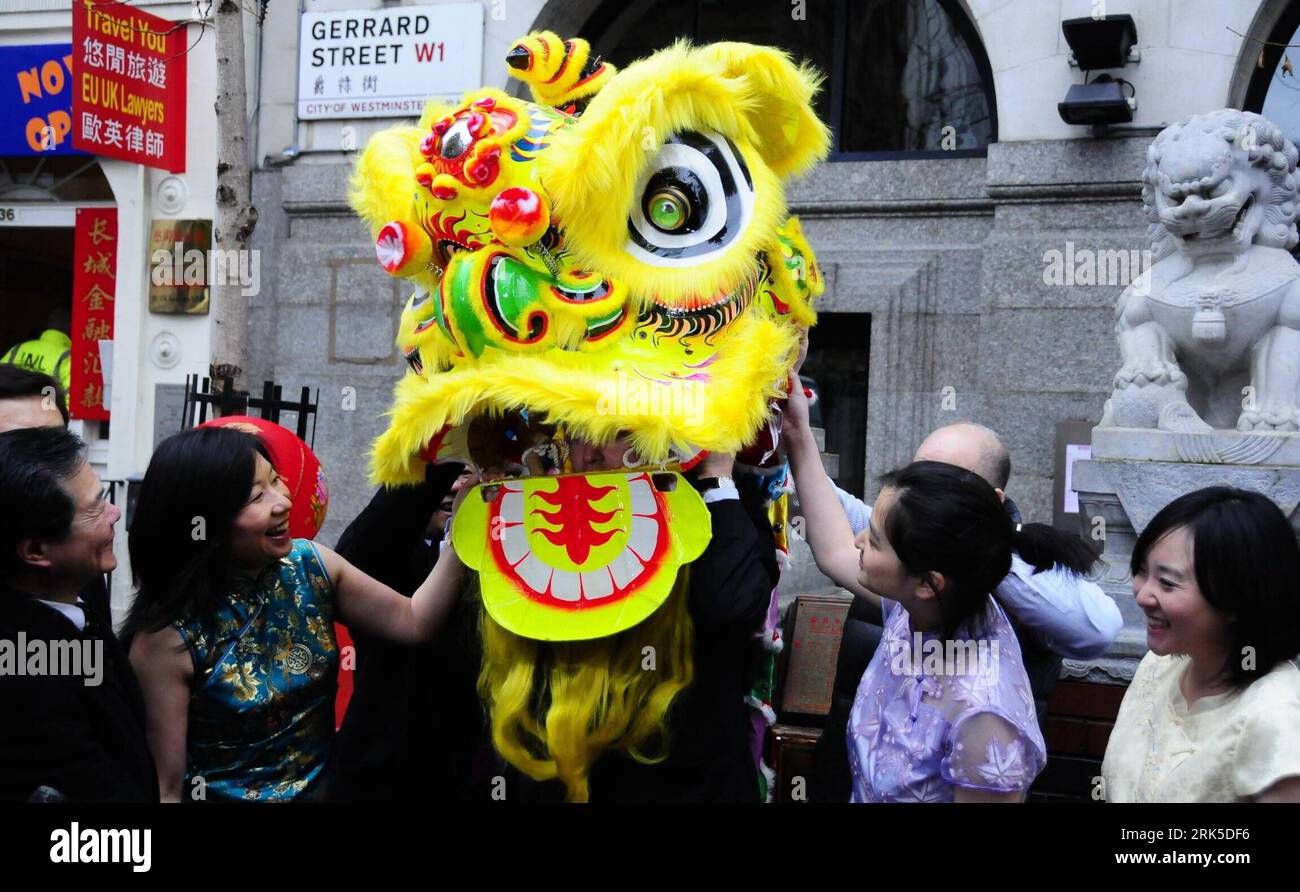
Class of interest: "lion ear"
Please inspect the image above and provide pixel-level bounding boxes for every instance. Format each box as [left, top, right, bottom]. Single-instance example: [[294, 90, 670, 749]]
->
[[349, 125, 424, 236], [700, 42, 831, 178]]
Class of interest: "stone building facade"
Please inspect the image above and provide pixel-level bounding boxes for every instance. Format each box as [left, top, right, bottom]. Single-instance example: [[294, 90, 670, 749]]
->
[[246, 0, 1300, 557]]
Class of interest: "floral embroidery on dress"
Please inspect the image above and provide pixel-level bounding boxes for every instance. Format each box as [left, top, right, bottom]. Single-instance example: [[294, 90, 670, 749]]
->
[[975, 737, 1030, 789], [848, 597, 1046, 803], [173, 539, 338, 802], [950, 671, 998, 709]]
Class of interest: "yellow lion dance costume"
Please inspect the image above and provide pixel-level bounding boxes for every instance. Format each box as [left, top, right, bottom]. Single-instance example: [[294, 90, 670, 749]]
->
[[350, 31, 828, 801]]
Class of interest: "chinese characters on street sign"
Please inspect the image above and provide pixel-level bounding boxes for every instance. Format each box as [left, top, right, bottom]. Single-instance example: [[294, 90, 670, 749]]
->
[[297, 3, 483, 120]]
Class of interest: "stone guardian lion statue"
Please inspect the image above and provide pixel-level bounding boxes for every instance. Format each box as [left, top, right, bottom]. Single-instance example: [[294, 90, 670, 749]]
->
[[1103, 109, 1300, 433]]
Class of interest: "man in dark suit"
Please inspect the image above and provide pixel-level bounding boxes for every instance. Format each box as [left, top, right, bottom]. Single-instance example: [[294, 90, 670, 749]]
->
[[0, 426, 157, 802], [331, 462, 500, 801], [0, 364, 110, 621]]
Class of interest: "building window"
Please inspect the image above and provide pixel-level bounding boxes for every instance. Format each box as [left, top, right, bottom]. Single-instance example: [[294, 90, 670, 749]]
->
[[1245, 2, 1300, 146], [580, 0, 996, 159], [0, 156, 113, 202]]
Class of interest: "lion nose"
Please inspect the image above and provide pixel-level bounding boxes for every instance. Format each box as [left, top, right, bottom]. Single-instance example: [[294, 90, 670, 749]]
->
[[489, 187, 551, 247]]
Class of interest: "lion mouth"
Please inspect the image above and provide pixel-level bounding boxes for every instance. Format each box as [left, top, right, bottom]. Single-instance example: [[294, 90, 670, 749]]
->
[[488, 473, 668, 607], [1231, 195, 1254, 238], [1181, 195, 1253, 244]]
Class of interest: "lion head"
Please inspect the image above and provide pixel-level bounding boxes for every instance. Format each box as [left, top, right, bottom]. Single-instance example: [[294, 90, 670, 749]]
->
[[350, 32, 830, 486], [1142, 110, 1299, 261]]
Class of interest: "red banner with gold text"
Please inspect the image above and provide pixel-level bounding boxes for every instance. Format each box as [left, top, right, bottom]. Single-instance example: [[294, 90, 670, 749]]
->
[[72, 0, 186, 172], [71, 207, 116, 421]]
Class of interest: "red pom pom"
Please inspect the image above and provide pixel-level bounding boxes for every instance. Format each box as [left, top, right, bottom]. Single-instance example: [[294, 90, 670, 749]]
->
[[489, 187, 550, 247]]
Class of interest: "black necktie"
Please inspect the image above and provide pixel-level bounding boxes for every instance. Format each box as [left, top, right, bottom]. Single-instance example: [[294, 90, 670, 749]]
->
[[80, 605, 104, 639]]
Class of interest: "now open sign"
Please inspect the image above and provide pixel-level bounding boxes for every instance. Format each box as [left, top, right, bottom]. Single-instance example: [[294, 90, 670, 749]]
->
[[0, 43, 86, 156]]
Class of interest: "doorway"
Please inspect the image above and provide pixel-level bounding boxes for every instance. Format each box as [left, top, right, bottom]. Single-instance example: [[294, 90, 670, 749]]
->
[[0, 224, 74, 359], [802, 312, 870, 498]]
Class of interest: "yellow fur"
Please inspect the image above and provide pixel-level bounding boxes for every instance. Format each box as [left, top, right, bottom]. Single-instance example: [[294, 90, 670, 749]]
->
[[370, 309, 797, 485], [349, 124, 425, 237], [539, 40, 829, 306], [479, 569, 694, 802]]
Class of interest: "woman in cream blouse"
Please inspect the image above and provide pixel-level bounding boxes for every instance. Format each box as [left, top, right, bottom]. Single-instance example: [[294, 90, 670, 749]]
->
[[1101, 487, 1300, 802]]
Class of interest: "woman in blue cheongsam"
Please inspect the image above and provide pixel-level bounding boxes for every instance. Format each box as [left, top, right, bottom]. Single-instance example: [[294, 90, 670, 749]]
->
[[124, 427, 466, 802]]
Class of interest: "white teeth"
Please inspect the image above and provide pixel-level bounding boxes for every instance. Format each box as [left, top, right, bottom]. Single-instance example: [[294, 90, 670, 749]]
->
[[581, 569, 615, 600], [627, 477, 656, 516], [508, 543, 649, 600], [501, 525, 528, 564], [500, 491, 524, 524], [608, 549, 644, 589], [515, 552, 553, 594], [550, 569, 581, 601], [500, 476, 669, 602], [628, 515, 658, 561]]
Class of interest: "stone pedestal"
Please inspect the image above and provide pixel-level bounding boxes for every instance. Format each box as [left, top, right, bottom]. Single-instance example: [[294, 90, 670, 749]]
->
[[1072, 434, 1300, 684]]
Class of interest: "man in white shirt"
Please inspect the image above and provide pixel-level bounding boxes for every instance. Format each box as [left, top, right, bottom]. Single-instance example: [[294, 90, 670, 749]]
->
[[831, 422, 1123, 660], [801, 421, 1122, 801]]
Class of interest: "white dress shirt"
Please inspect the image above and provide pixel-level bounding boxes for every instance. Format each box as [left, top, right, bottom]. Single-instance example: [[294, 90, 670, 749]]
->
[[34, 598, 87, 632], [830, 484, 1122, 659]]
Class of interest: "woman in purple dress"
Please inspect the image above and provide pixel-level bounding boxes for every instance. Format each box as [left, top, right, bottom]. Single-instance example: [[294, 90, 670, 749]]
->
[[784, 382, 1096, 802]]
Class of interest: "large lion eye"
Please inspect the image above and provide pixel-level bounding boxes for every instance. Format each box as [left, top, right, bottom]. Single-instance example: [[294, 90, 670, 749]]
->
[[646, 186, 691, 232], [627, 131, 755, 267]]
